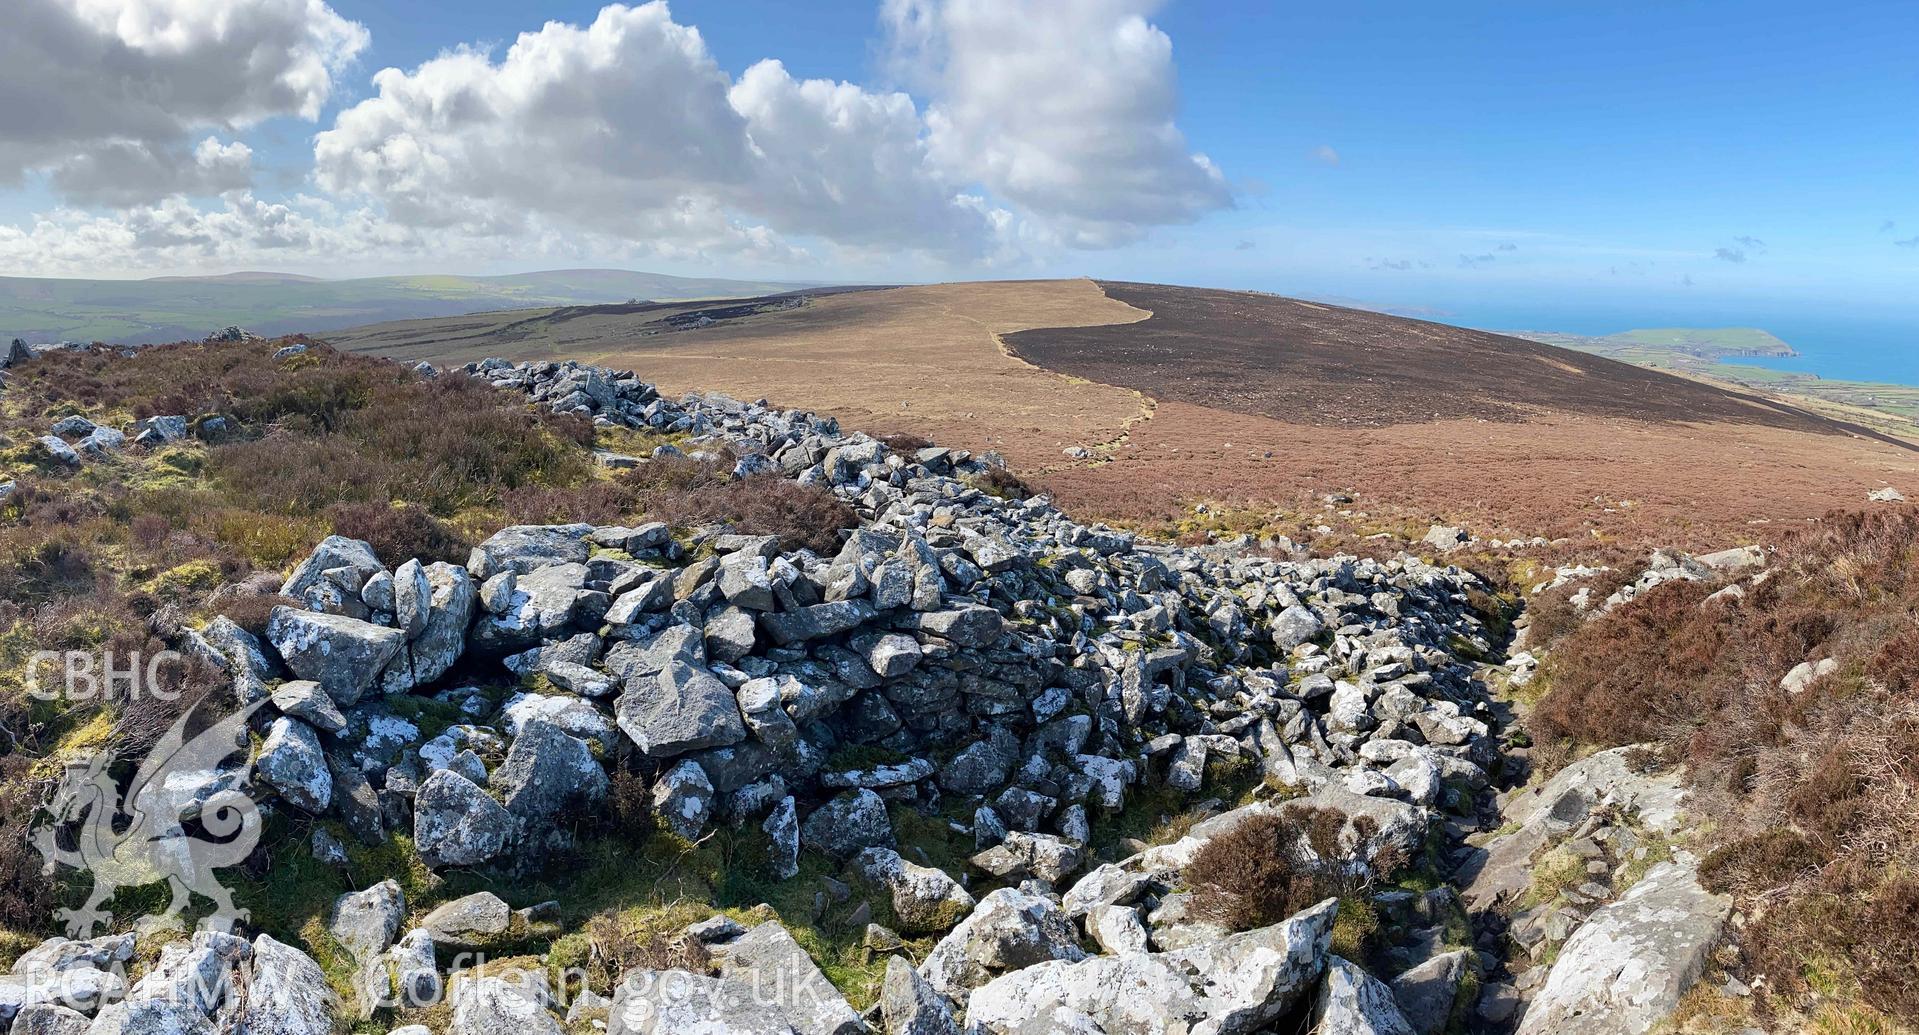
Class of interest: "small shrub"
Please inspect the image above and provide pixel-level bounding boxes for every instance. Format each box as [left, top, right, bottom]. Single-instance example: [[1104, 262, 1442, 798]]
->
[[966, 465, 1033, 501], [0, 757, 53, 933], [1184, 807, 1375, 933], [581, 906, 712, 989], [325, 502, 471, 567], [616, 458, 856, 555], [877, 432, 934, 452]]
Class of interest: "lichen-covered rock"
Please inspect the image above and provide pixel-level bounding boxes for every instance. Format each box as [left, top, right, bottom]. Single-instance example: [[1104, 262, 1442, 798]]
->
[[800, 789, 894, 862], [493, 719, 607, 826], [414, 770, 518, 868], [965, 899, 1338, 1034], [615, 660, 746, 758], [328, 880, 405, 963], [1314, 955, 1416, 1035], [918, 887, 1087, 1007], [467, 524, 592, 581], [238, 935, 335, 1035], [709, 921, 862, 1035], [266, 606, 406, 706], [255, 717, 331, 814], [880, 955, 960, 1035], [381, 562, 476, 692], [422, 893, 512, 950], [1515, 861, 1731, 1035], [851, 848, 975, 933], [450, 970, 561, 1035], [651, 759, 715, 840]]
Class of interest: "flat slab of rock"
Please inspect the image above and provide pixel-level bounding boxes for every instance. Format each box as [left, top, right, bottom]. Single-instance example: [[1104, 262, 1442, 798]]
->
[[615, 659, 746, 758], [1462, 746, 1689, 911], [710, 922, 862, 1035], [1515, 860, 1731, 1035]]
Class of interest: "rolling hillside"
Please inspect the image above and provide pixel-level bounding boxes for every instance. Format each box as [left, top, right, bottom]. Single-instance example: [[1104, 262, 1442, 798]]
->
[[0, 269, 813, 345], [322, 278, 1919, 548]]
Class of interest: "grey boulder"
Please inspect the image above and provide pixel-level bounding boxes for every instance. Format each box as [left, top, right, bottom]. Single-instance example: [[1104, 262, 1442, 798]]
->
[[413, 770, 518, 868], [265, 606, 406, 706]]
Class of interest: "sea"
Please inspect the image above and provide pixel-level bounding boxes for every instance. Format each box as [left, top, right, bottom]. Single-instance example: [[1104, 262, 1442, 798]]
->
[[1431, 299, 1919, 388]]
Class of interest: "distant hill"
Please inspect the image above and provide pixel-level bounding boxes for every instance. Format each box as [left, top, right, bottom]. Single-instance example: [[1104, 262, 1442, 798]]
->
[[0, 269, 816, 345]]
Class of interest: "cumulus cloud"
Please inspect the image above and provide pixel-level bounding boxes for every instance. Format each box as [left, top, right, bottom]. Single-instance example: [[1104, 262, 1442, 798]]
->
[[1310, 145, 1340, 166], [315, 3, 1004, 261], [1714, 247, 1748, 263], [886, 0, 1231, 247], [1895, 236, 1919, 249], [49, 136, 254, 207], [1367, 257, 1413, 271], [1457, 253, 1496, 269], [2, 0, 1228, 270], [0, 0, 367, 202]]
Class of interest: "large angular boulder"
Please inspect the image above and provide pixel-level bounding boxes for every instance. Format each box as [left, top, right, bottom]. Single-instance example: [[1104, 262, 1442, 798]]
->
[[266, 607, 406, 706], [880, 955, 960, 1035], [709, 921, 862, 1035], [493, 720, 607, 826], [759, 601, 877, 646], [414, 770, 518, 868], [965, 899, 1338, 1035], [1515, 861, 1731, 1035], [328, 880, 405, 963], [238, 935, 335, 1035], [467, 524, 592, 580], [450, 970, 562, 1035], [255, 717, 331, 813], [615, 660, 745, 758], [608, 971, 792, 1035], [469, 563, 588, 653], [1314, 956, 1416, 1035], [800, 790, 893, 862], [421, 893, 512, 950], [851, 848, 975, 934], [918, 887, 1087, 1006]]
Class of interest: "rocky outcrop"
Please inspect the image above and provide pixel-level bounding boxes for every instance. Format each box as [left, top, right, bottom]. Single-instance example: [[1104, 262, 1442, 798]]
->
[[965, 898, 1337, 1035], [1514, 860, 1731, 1035]]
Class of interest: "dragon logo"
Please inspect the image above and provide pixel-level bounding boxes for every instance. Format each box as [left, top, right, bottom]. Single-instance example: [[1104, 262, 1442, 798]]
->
[[33, 695, 269, 939]]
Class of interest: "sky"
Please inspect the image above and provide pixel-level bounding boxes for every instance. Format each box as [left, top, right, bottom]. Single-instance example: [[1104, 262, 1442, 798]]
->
[[1, 0, 1917, 328]]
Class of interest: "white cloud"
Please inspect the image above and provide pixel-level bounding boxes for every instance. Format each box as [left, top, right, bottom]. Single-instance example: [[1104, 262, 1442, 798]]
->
[[314, 3, 1005, 262], [0, 0, 367, 203], [0, 190, 809, 277], [48, 136, 254, 207], [886, 0, 1232, 247], [1, 0, 1226, 271]]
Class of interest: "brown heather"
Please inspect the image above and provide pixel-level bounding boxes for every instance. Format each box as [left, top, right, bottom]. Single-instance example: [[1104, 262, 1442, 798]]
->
[[1530, 509, 1919, 1020]]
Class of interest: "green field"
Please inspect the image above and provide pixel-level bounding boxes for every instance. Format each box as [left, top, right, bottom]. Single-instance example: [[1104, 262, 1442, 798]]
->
[[1512, 326, 1919, 434], [0, 269, 814, 345], [1509, 326, 1796, 367]]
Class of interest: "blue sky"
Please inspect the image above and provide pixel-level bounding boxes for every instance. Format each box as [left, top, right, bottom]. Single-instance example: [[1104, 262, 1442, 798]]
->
[[2, 0, 1917, 331]]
